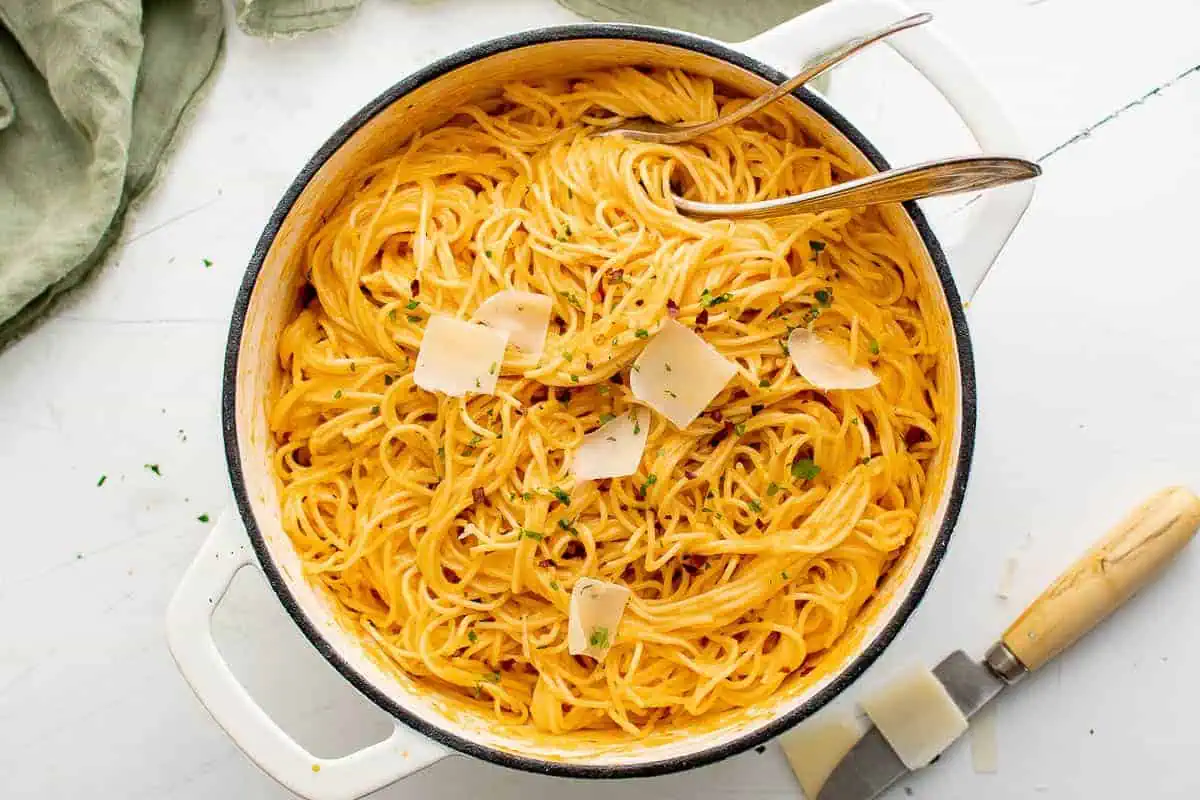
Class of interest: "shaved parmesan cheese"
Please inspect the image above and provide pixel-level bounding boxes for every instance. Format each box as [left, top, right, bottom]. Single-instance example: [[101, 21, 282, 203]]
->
[[630, 319, 736, 428], [860, 665, 968, 769], [567, 577, 631, 661], [471, 290, 553, 356], [413, 315, 509, 397], [571, 409, 649, 481], [779, 711, 867, 799], [788, 329, 879, 391]]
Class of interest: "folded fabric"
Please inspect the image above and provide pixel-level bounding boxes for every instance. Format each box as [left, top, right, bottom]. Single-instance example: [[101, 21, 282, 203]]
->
[[0, 0, 224, 347], [229, 0, 828, 40], [556, 0, 828, 42]]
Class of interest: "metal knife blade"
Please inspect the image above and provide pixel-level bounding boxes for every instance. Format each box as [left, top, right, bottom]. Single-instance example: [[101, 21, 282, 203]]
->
[[816, 650, 1007, 800]]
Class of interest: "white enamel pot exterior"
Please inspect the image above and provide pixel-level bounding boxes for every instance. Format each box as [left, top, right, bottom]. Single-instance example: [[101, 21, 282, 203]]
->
[[166, 1, 1035, 797]]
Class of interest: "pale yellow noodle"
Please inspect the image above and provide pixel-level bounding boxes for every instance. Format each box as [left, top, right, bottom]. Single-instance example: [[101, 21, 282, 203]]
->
[[270, 67, 948, 738]]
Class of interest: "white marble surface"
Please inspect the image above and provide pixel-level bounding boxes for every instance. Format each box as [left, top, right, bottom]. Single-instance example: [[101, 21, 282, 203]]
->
[[3, 0, 1200, 798]]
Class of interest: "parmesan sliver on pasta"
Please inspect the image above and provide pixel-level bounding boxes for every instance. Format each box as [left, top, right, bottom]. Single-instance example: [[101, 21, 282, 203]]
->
[[571, 409, 649, 481], [567, 577, 631, 661], [471, 290, 553, 357], [787, 328, 879, 391], [413, 315, 509, 397], [630, 319, 737, 428]]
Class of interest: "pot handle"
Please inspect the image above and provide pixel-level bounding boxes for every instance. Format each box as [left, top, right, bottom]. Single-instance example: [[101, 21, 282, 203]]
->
[[740, 0, 1035, 301], [166, 512, 449, 800]]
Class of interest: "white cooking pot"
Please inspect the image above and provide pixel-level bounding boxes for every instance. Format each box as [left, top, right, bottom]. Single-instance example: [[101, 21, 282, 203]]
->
[[166, 0, 1034, 797]]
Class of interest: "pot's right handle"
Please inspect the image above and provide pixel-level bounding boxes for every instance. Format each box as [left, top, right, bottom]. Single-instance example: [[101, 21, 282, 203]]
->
[[741, 0, 1035, 301], [166, 512, 449, 800]]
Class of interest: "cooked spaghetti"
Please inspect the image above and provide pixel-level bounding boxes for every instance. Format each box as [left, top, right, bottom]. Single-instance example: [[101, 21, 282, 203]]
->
[[270, 67, 949, 738]]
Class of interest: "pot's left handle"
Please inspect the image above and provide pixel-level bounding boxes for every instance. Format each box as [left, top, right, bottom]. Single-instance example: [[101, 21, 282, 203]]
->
[[166, 512, 450, 800]]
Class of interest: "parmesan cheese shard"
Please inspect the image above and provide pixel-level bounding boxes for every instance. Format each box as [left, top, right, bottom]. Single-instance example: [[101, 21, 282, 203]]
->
[[567, 577, 631, 661], [471, 290, 553, 357], [413, 315, 509, 397], [630, 319, 736, 428], [860, 665, 968, 770], [571, 409, 649, 481], [779, 710, 867, 799], [788, 329, 879, 391]]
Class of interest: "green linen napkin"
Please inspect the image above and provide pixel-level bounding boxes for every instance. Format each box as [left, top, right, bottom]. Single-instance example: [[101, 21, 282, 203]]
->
[[230, 0, 828, 40], [556, 0, 828, 42], [0, 0, 223, 347]]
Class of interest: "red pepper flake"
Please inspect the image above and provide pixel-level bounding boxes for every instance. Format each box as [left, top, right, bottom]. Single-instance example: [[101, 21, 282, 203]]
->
[[530, 386, 548, 405], [555, 317, 567, 335], [538, 558, 554, 568], [709, 422, 734, 448], [666, 298, 680, 318], [442, 567, 461, 584], [609, 373, 623, 385], [750, 404, 764, 416], [472, 487, 486, 505], [585, 360, 595, 371], [562, 540, 585, 559], [683, 470, 698, 480], [410, 278, 420, 296], [681, 554, 708, 575], [596, 478, 612, 491], [710, 410, 723, 423], [695, 308, 709, 327], [905, 426, 930, 447], [608, 268, 624, 284], [555, 387, 572, 403]]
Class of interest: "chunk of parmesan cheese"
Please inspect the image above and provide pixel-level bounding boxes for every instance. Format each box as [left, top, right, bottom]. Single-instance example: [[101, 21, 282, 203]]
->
[[860, 665, 968, 769], [571, 409, 649, 481], [567, 577, 631, 661], [779, 710, 867, 799], [471, 290, 553, 357], [630, 319, 736, 428], [413, 315, 509, 397], [788, 329, 879, 391]]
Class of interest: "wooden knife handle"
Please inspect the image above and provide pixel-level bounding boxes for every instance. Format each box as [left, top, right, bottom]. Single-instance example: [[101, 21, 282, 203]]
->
[[1002, 487, 1200, 672]]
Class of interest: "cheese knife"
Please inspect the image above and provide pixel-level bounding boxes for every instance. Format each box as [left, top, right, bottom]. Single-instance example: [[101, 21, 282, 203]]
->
[[816, 486, 1200, 800]]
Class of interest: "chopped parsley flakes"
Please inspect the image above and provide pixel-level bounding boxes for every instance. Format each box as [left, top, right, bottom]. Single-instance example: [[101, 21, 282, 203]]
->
[[549, 487, 571, 506], [521, 529, 544, 541], [96, 475, 107, 487], [197, 513, 210, 523], [635, 328, 649, 339], [748, 499, 763, 513], [589, 626, 610, 649], [700, 287, 733, 308], [868, 338, 881, 355], [599, 412, 616, 424], [144, 463, 162, 476], [791, 458, 821, 481]]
